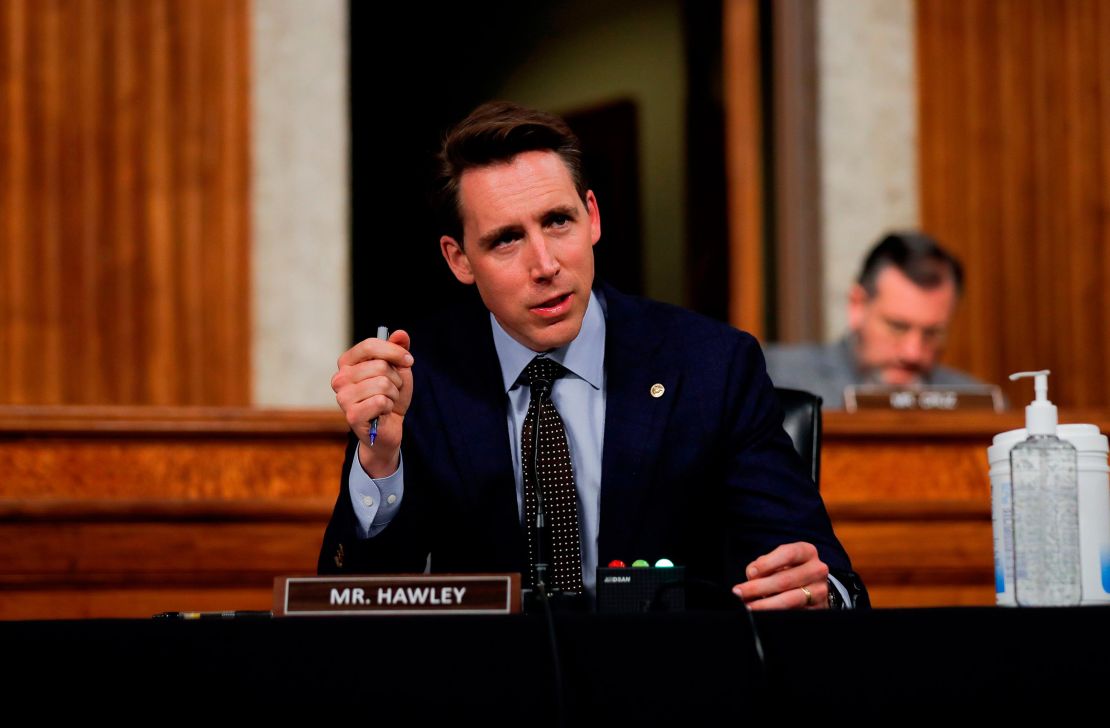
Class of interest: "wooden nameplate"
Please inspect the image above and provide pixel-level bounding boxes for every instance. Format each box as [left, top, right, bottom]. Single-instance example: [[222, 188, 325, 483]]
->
[[273, 574, 521, 616], [844, 384, 1004, 412]]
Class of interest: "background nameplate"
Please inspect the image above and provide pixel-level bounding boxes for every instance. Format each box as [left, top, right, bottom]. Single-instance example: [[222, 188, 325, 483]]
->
[[845, 384, 1004, 413]]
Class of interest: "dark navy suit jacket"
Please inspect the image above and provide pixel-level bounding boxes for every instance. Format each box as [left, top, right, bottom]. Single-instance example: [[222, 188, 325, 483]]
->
[[319, 284, 861, 598]]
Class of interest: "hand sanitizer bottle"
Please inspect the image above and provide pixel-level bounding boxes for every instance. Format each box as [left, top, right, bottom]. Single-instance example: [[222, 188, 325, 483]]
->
[[1009, 370, 1081, 606]]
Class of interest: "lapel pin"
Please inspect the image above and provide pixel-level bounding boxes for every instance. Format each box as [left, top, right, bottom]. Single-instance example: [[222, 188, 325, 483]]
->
[[650, 383, 665, 398], [334, 543, 345, 568]]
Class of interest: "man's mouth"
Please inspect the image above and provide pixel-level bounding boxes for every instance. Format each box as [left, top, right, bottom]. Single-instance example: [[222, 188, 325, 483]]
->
[[531, 292, 572, 316], [883, 364, 924, 385]]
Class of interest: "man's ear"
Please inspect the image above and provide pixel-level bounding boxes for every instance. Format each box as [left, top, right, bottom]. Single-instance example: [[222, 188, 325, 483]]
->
[[440, 236, 474, 285], [586, 190, 601, 246], [847, 283, 869, 331]]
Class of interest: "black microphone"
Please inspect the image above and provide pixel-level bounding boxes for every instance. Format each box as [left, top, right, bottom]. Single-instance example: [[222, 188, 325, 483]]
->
[[529, 372, 553, 595], [526, 365, 572, 728]]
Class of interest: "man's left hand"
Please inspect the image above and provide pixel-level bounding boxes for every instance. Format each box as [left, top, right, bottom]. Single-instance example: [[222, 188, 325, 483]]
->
[[732, 542, 829, 610]]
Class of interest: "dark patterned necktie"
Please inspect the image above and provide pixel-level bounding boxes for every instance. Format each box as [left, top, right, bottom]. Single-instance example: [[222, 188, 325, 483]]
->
[[521, 356, 584, 593]]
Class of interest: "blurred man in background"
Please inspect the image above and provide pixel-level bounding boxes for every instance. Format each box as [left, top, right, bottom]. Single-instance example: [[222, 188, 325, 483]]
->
[[766, 232, 982, 409]]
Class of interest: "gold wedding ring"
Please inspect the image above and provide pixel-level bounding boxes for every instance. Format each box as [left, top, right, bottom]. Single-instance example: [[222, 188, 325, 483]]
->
[[799, 584, 814, 607]]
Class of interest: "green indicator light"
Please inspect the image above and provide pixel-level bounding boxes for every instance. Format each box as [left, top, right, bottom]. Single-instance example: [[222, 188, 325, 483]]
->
[[631, 559, 650, 568], [654, 559, 674, 568]]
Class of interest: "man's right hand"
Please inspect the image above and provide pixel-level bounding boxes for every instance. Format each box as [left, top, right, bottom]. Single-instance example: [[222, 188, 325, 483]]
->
[[331, 330, 414, 478]]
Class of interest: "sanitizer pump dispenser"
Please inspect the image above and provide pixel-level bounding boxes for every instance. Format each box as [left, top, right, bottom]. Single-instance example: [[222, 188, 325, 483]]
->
[[1009, 370, 1081, 606]]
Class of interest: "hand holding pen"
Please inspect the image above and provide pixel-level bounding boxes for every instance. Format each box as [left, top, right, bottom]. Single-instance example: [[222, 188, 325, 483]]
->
[[330, 327, 414, 478]]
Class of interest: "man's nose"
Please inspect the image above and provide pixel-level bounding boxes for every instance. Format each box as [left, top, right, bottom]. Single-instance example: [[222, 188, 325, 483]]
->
[[899, 330, 927, 363], [526, 235, 560, 279]]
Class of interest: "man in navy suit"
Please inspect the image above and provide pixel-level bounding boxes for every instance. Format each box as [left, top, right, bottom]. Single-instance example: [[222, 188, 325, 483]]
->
[[320, 102, 865, 609]]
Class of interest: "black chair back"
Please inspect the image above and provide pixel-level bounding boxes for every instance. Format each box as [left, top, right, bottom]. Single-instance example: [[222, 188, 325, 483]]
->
[[774, 387, 822, 488]]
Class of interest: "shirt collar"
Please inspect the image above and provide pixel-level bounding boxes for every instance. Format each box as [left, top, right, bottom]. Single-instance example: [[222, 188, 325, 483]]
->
[[490, 290, 606, 393]]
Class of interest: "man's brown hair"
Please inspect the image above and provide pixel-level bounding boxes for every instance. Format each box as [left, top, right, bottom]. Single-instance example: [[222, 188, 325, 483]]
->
[[857, 231, 965, 298], [436, 101, 588, 245]]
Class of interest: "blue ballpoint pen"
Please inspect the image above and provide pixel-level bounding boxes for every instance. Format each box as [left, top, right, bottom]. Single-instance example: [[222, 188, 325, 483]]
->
[[369, 325, 388, 446]]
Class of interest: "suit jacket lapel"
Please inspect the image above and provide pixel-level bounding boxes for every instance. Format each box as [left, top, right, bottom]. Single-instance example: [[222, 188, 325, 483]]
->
[[598, 284, 681, 561], [424, 299, 522, 545]]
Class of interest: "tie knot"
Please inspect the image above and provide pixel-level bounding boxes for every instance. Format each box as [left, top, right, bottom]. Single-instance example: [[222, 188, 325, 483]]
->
[[524, 356, 565, 389]]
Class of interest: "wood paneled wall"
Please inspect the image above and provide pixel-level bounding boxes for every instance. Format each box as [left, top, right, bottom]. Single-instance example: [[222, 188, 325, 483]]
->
[[0, 0, 250, 406], [917, 0, 1110, 407], [723, 0, 766, 339], [0, 406, 345, 619]]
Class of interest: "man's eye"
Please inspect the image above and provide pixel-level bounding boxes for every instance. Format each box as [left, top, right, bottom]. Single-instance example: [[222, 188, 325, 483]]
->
[[550, 215, 569, 227]]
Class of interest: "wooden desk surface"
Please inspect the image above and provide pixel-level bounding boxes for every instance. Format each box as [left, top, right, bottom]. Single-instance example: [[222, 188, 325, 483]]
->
[[2, 406, 1106, 616]]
